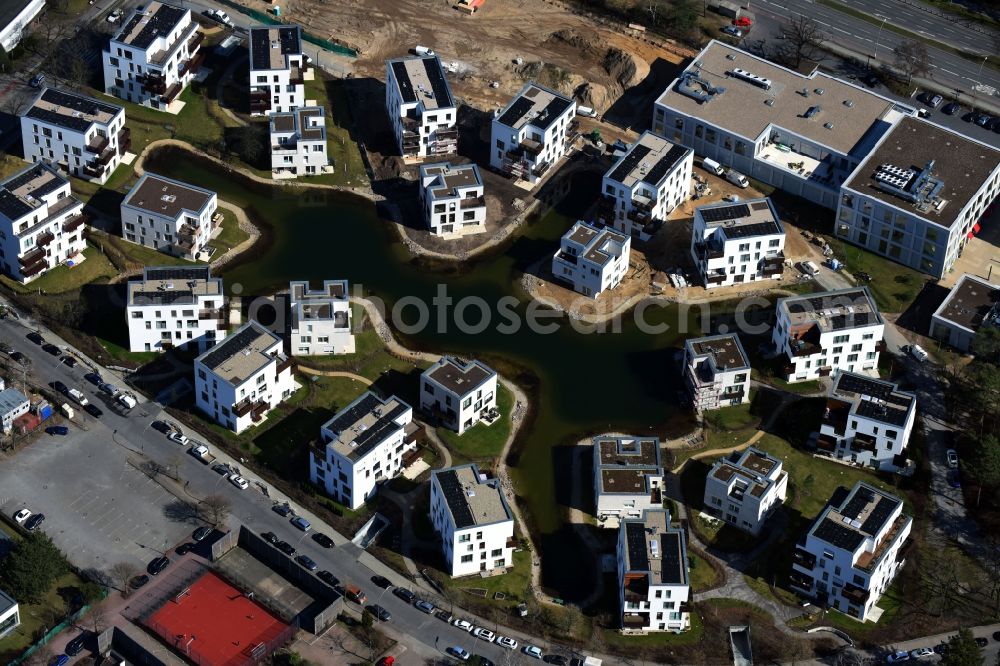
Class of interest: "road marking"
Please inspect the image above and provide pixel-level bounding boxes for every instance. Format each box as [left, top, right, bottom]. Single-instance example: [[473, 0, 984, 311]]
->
[[833, 26, 851, 34], [940, 68, 959, 76]]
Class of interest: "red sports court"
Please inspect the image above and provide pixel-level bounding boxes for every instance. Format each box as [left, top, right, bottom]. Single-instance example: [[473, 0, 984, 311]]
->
[[146, 571, 291, 666]]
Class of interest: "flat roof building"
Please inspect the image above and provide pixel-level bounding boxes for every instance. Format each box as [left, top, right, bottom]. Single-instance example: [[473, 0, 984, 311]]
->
[[683, 333, 751, 411], [617, 509, 690, 633], [552, 220, 631, 298], [419, 162, 487, 238], [420, 356, 498, 435], [691, 197, 785, 289], [1, 0, 45, 51], [269, 106, 329, 179], [704, 447, 787, 536], [288, 279, 355, 356], [385, 55, 458, 160], [126, 265, 225, 353], [249, 25, 311, 116], [120, 172, 218, 260], [490, 82, 577, 186], [929, 273, 1000, 353], [0, 587, 19, 639], [593, 436, 663, 521]]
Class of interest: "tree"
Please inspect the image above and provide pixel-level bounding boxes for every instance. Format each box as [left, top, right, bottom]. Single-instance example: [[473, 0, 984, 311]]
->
[[972, 327, 1000, 365], [79, 581, 105, 605], [893, 40, 932, 84], [235, 125, 266, 166], [86, 606, 109, 634], [668, 0, 699, 37], [108, 561, 139, 594], [201, 494, 232, 525], [941, 628, 983, 666], [1, 533, 69, 603], [774, 16, 826, 69], [970, 435, 1000, 490]]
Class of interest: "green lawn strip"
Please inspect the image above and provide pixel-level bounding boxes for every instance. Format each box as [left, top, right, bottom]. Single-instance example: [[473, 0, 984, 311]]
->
[[601, 610, 705, 648], [0, 155, 28, 180], [0, 571, 85, 660], [436, 384, 514, 463], [688, 548, 723, 592], [208, 207, 249, 252], [303, 75, 368, 187], [97, 337, 160, 366], [826, 237, 927, 313], [92, 231, 195, 270], [0, 245, 116, 295], [449, 548, 533, 603]]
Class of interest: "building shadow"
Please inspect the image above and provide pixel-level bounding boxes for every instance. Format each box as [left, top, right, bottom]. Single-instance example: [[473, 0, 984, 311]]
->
[[895, 279, 950, 337], [603, 56, 685, 131]]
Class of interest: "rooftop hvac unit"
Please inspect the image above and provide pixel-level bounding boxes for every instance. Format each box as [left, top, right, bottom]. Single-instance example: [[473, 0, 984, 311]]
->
[[650, 540, 659, 559]]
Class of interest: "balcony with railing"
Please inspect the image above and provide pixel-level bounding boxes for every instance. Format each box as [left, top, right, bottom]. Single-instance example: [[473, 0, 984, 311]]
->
[[532, 160, 551, 178], [519, 138, 544, 156], [434, 126, 458, 140], [233, 398, 267, 418], [459, 195, 485, 209], [96, 146, 116, 166], [83, 162, 107, 179], [816, 433, 838, 452], [199, 308, 224, 320], [36, 231, 55, 248], [187, 30, 205, 53], [117, 127, 131, 155], [250, 89, 271, 114], [875, 340, 887, 353], [276, 355, 294, 375], [622, 613, 649, 629], [822, 398, 851, 436], [840, 583, 869, 605], [789, 337, 822, 358], [181, 50, 206, 78], [19, 247, 45, 267], [139, 72, 167, 95], [595, 195, 617, 223], [162, 82, 183, 104], [86, 134, 109, 155], [793, 548, 817, 570], [788, 569, 814, 593], [63, 214, 87, 234], [761, 252, 785, 277], [694, 242, 724, 261]]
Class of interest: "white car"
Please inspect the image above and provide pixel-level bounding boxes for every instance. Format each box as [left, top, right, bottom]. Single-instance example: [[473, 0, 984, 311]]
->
[[168, 432, 189, 446], [228, 474, 249, 490], [13, 509, 31, 524], [472, 627, 495, 642], [524, 645, 543, 659], [910, 648, 934, 659], [799, 260, 820, 277], [908, 344, 929, 363], [453, 618, 474, 632], [946, 449, 959, 468], [496, 636, 518, 650]]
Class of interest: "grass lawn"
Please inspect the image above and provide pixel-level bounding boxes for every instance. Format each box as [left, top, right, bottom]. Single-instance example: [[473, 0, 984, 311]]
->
[[827, 236, 927, 313], [93, 231, 195, 271], [207, 207, 250, 253], [0, 571, 86, 662], [437, 384, 514, 463], [601, 610, 704, 649], [690, 512, 758, 552], [96, 337, 160, 366], [450, 548, 533, 604], [0, 245, 116, 295], [0, 155, 27, 180], [688, 549, 723, 592], [300, 75, 369, 188]]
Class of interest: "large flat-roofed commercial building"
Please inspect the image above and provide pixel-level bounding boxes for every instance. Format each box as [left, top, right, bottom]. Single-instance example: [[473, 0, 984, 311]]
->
[[120, 172, 217, 260], [790, 482, 911, 622], [929, 273, 1000, 352], [617, 509, 690, 633], [0, 163, 87, 283], [126, 266, 225, 353], [690, 197, 785, 289], [249, 25, 312, 116], [385, 55, 458, 159], [818, 371, 916, 471], [652, 41, 914, 209], [308, 391, 417, 509], [490, 82, 577, 186], [20, 87, 129, 184], [419, 162, 487, 238], [288, 279, 354, 356], [102, 1, 204, 112], [552, 220, 631, 298], [420, 356, 498, 435], [194, 321, 296, 433], [836, 117, 1000, 278], [269, 106, 328, 179], [772, 287, 884, 382], [683, 333, 751, 411], [704, 447, 787, 536], [596, 131, 693, 240], [593, 436, 663, 521], [430, 463, 515, 577]]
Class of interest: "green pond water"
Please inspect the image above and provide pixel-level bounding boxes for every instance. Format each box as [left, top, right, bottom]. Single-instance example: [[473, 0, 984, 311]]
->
[[146, 148, 714, 598]]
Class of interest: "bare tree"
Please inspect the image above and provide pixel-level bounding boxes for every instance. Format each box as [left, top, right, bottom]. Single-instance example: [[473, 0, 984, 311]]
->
[[140, 459, 166, 479], [26, 642, 54, 666], [201, 494, 232, 526], [109, 561, 140, 595], [774, 16, 827, 69], [167, 454, 183, 481], [893, 40, 932, 83], [86, 606, 109, 634]]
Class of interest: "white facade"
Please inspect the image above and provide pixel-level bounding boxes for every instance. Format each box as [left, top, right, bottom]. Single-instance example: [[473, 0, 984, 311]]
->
[[490, 82, 576, 185], [420, 356, 498, 435], [790, 482, 912, 622], [0, 588, 19, 639], [552, 220, 630, 298], [308, 391, 416, 510], [429, 463, 515, 577], [1, 0, 45, 51], [593, 436, 663, 521], [835, 117, 1000, 278], [194, 321, 296, 434], [690, 197, 785, 289], [597, 131, 693, 240], [269, 106, 328, 178], [385, 55, 457, 159], [120, 172, 217, 260], [288, 279, 355, 356], [818, 371, 916, 472], [683, 334, 751, 411], [102, 1, 203, 112], [419, 162, 486, 238], [618, 509, 690, 633], [703, 447, 787, 536], [772, 287, 885, 383], [929, 273, 1000, 353], [0, 163, 87, 284], [248, 25, 311, 116], [0, 388, 30, 433], [126, 265, 224, 353], [20, 87, 128, 185]]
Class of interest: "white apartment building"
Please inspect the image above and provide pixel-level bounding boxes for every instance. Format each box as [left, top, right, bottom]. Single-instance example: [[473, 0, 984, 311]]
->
[[126, 265, 225, 353], [772, 287, 885, 383], [102, 1, 204, 112], [309, 391, 418, 510], [683, 333, 751, 411], [836, 117, 1000, 278], [929, 273, 1000, 353], [1, 0, 45, 51], [690, 197, 785, 289], [703, 447, 787, 536], [429, 463, 515, 577], [120, 172, 217, 260], [790, 482, 912, 622], [269, 106, 328, 179], [618, 509, 690, 633], [818, 371, 916, 472], [593, 436, 663, 521], [288, 279, 355, 356], [0, 387, 30, 433], [490, 82, 577, 185], [249, 25, 311, 116], [597, 131, 693, 240], [0, 588, 19, 639], [194, 321, 296, 434], [420, 356, 498, 435], [552, 220, 631, 298], [385, 55, 457, 159], [0, 163, 87, 284], [652, 41, 915, 210], [419, 162, 486, 238], [21, 87, 128, 185]]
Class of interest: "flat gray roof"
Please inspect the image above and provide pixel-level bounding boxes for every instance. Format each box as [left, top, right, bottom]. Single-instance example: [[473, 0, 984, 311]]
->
[[123, 173, 215, 220], [424, 356, 495, 396], [606, 131, 691, 189], [686, 333, 750, 371], [421, 162, 482, 199], [433, 463, 512, 529], [196, 321, 282, 385], [932, 273, 1000, 332], [128, 265, 222, 306], [778, 287, 882, 332]]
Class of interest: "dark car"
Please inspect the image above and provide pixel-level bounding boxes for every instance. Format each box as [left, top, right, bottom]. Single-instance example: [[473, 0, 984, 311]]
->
[[975, 114, 992, 127], [272, 503, 292, 517], [65, 632, 89, 656], [393, 587, 416, 604], [147, 556, 170, 575], [46, 425, 69, 436], [317, 570, 340, 587], [371, 575, 392, 589], [368, 604, 391, 621], [193, 526, 213, 542], [975, 638, 988, 648], [948, 470, 961, 488], [312, 532, 334, 548], [296, 554, 318, 571], [211, 462, 230, 475], [151, 420, 173, 434], [25, 513, 45, 531], [479, 658, 496, 666], [84, 372, 103, 386], [261, 531, 280, 545], [84, 404, 103, 418], [61, 356, 77, 368], [26, 331, 44, 345], [42, 343, 60, 356], [29, 73, 45, 88], [862, 73, 879, 87], [9, 351, 26, 364], [435, 610, 454, 623], [52, 381, 68, 395], [993, 631, 1000, 641], [544, 656, 569, 665], [942, 102, 961, 115], [176, 543, 194, 555], [129, 574, 150, 590], [276, 541, 296, 556], [0, 343, 11, 353]]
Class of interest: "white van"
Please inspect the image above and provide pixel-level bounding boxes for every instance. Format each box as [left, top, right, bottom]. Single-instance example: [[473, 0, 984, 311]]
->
[[799, 260, 820, 276], [701, 157, 725, 176], [577, 106, 598, 118], [908, 344, 929, 363], [726, 169, 750, 188]]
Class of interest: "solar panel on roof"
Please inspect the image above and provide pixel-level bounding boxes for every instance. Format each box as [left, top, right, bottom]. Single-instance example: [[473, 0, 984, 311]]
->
[[535, 97, 571, 130], [422, 57, 453, 108], [498, 96, 534, 127], [609, 144, 652, 183], [837, 373, 891, 399], [625, 522, 649, 571], [124, 4, 187, 50], [390, 61, 416, 103], [131, 289, 194, 305], [841, 491, 870, 521], [145, 266, 211, 282], [200, 323, 265, 370], [700, 203, 750, 223], [660, 532, 685, 585], [439, 470, 475, 529], [0, 191, 31, 222], [860, 495, 898, 536], [813, 517, 865, 551], [644, 144, 689, 185], [722, 221, 781, 239]]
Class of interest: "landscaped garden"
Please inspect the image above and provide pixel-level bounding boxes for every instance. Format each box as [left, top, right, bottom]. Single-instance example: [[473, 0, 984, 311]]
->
[[436, 384, 515, 463]]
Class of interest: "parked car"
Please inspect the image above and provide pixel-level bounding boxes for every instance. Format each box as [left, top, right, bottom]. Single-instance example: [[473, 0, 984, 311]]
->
[[129, 574, 150, 590], [46, 425, 69, 436], [435, 610, 454, 623], [862, 73, 880, 87], [415, 599, 435, 614], [368, 604, 391, 621], [52, 381, 68, 395], [261, 531, 279, 545], [290, 516, 310, 531], [29, 74, 45, 88], [799, 260, 820, 277], [524, 645, 544, 659], [946, 449, 959, 468], [228, 474, 249, 490], [67, 388, 88, 406], [975, 114, 992, 127], [496, 636, 518, 650], [272, 503, 292, 517], [473, 627, 495, 642], [84, 372, 103, 386], [393, 587, 416, 603], [13, 509, 31, 524], [296, 555, 318, 571], [371, 575, 391, 589], [885, 654, 910, 666], [151, 420, 172, 434], [193, 526, 213, 542], [942, 102, 961, 115], [168, 432, 189, 445], [543, 656, 569, 666], [948, 470, 962, 488], [446, 647, 471, 661], [312, 532, 334, 548], [211, 463, 230, 475], [453, 618, 474, 632], [84, 404, 103, 418], [9, 351, 25, 364], [910, 648, 934, 659], [926, 93, 943, 108], [974, 638, 988, 648], [176, 543, 194, 555], [276, 541, 296, 556], [722, 25, 742, 37], [345, 585, 367, 604], [147, 556, 170, 575], [61, 356, 77, 368], [26, 331, 43, 344], [907, 344, 928, 362], [65, 632, 89, 656], [42, 343, 60, 356], [318, 570, 340, 587], [25, 513, 45, 531]]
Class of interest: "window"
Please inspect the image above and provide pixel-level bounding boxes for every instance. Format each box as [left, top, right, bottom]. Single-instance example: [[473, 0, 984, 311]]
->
[[458, 534, 470, 543], [461, 555, 473, 563]]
